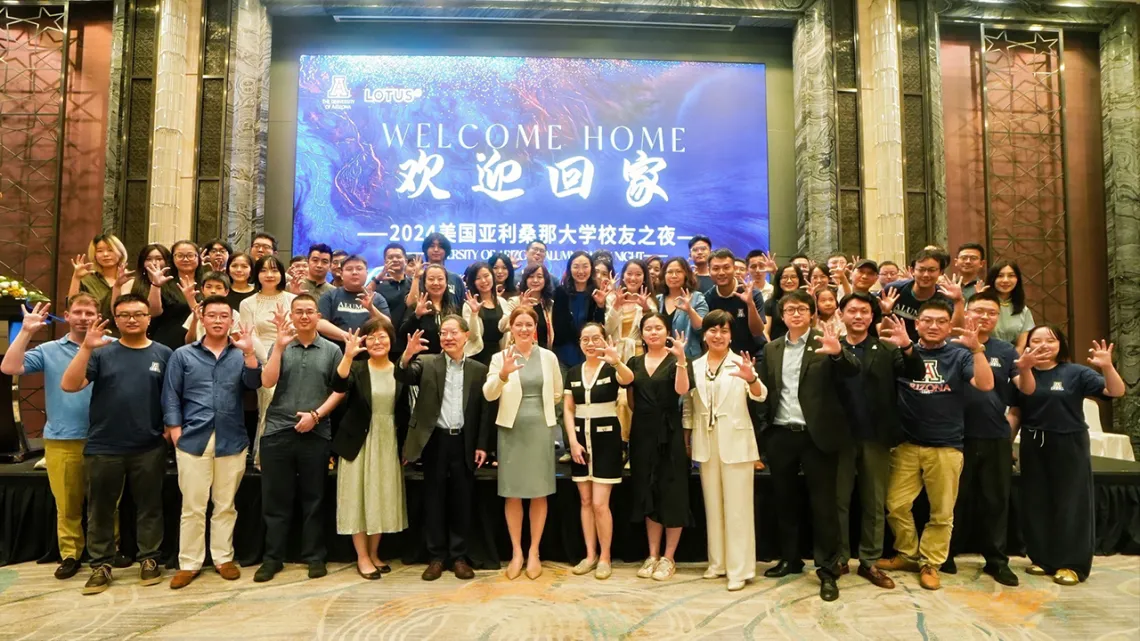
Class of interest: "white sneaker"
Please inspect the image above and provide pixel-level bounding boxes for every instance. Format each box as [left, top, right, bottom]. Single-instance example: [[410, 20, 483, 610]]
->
[[703, 567, 725, 579], [637, 557, 660, 579], [652, 557, 676, 581]]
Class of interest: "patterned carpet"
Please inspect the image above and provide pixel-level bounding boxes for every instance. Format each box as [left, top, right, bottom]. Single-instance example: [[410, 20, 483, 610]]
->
[[0, 555, 1137, 640]]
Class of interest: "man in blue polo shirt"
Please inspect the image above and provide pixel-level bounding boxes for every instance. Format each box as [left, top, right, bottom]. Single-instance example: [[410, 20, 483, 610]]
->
[[877, 300, 993, 591], [1, 295, 104, 580]]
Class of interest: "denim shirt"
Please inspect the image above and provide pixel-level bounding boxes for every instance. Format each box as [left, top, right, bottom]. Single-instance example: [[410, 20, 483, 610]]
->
[[161, 341, 262, 456], [657, 291, 709, 360]]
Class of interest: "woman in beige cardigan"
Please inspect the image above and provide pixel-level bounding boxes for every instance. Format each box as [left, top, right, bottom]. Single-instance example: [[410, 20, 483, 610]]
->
[[483, 305, 564, 580]]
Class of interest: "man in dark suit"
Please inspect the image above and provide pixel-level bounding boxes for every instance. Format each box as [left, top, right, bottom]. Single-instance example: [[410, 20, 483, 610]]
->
[[835, 293, 925, 589], [757, 289, 859, 602], [396, 316, 491, 581]]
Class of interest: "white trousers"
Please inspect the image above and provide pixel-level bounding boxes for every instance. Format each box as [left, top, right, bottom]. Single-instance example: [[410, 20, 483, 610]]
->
[[176, 432, 247, 571], [699, 427, 757, 583]]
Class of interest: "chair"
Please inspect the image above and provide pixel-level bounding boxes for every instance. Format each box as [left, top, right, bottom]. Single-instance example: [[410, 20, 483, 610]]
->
[[1084, 399, 1135, 462]]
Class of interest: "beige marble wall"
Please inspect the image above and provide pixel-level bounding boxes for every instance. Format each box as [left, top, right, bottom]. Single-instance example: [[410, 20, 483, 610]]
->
[[224, 0, 271, 248], [793, 0, 839, 257], [858, 0, 906, 264]]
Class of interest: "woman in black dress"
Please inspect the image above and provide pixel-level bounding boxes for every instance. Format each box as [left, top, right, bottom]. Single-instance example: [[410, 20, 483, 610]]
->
[[399, 263, 459, 355], [462, 261, 510, 365], [625, 312, 691, 582], [564, 323, 634, 580]]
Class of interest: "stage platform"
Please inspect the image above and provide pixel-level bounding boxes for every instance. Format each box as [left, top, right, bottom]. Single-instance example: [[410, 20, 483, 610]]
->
[[1, 455, 1138, 569]]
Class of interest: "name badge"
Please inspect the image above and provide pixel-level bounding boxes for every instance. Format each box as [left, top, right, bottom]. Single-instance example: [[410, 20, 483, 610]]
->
[[570, 381, 582, 387], [597, 425, 613, 433], [597, 377, 611, 384]]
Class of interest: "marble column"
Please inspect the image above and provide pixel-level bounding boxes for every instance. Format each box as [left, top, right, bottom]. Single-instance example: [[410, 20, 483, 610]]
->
[[101, 0, 128, 233], [224, 0, 272, 248], [924, 4, 947, 248], [857, 0, 906, 265], [148, 0, 195, 245], [793, 0, 839, 257], [1100, 8, 1140, 451]]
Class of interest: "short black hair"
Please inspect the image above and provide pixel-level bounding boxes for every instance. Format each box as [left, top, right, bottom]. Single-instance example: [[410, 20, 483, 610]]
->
[[291, 293, 318, 309], [422, 232, 452, 258], [790, 253, 810, 262], [527, 240, 547, 251], [967, 289, 1002, 308], [342, 254, 368, 268], [879, 260, 899, 271], [778, 288, 815, 316], [1026, 324, 1071, 362], [914, 248, 950, 271], [290, 255, 306, 265], [331, 249, 349, 259], [688, 235, 712, 250], [827, 252, 848, 261], [205, 238, 232, 254], [708, 248, 736, 263], [199, 294, 231, 314], [113, 292, 150, 311], [957, 242, 986, 261], [252, 255, 287, 292], [839, 291, 877, 311], [200, 271, 231, 290], [917, 298, 954, 317], [382, 242, 406, 259], [308, 243, 333, 258], [745, 249, 767, 263], [253, 232, 277, 250]]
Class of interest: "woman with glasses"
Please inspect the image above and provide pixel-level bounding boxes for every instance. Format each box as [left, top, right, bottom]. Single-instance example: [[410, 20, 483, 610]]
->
[[552, 251, 606, 369], [564, 323, 633, 580], [143, 240, 201, 350], [657, 257, 709, 360], [764, 264, 807, 341], [239, 255, 296, 463]]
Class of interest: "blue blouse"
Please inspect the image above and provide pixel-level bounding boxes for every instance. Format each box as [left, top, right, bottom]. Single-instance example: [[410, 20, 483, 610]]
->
[[657, 291, 709, 359]]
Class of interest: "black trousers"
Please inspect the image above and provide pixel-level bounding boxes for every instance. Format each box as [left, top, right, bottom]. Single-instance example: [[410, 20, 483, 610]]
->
[[949, 437, 1012, 566], [765, 427, 840, 571], [260, 430, 330, 564], [86, 445, 166, 567], [422, 430, 474, 564], [1019, 429, 1094, 581]]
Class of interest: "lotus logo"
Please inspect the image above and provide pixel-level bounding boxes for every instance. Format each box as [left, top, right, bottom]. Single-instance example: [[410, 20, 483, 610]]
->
[[363, 87, 424, 103]]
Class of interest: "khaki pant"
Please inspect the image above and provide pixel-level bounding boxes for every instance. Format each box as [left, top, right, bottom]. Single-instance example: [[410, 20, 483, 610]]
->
[[176, 433, 247, 571], [45, 439, 86, 560], [885, 443, 964, 567], [699, 427, 756, 583]]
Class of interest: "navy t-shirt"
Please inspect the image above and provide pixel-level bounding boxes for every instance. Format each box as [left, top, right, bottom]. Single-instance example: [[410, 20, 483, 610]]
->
[[1016, 363, 1106, 434], [897, 342, 974, 449], [884, 279, 955, 342], [318, 287, 392, 332], [704, 283, 767, 355], [85, 341, 172, 455], [964, 338, 1019, 439]]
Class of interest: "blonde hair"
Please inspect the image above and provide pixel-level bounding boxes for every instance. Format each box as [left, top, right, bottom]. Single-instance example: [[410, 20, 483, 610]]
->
[[87, 234, 128, 269]]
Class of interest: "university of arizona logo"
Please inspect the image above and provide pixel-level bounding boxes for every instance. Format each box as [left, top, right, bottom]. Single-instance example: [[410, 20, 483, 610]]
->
[[1051, 380, 1065, 391], [149, 362, 162, 374], [922, 360, 944, 383], [990, 357, 1002, 368], [327, 76, 351, 99], [909, 359, 952, 393]]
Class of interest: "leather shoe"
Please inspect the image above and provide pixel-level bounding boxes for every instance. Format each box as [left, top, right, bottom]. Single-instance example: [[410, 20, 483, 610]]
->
[[55, 558, 81, 580], [764, 561, 804, 578], [422, 560, 445, 581], [919, 565, 941, 590], [357, 565, 382, 580], [876, 556, 920, 573], [817, 569, 839, 602], [453, 559, 475, 580], [985, 564, 1019, 587], [837, 563, 850, 576], [253, 561, 282, 583], [308, 561, 327, 579], [215, 562, 241, 581], [857, 564, 895, 589], [941, 558, 958, 574], [169, 570, 199, 590]]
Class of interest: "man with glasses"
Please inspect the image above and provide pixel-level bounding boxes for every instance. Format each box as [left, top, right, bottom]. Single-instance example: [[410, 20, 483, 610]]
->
[[942, 291, 1020, 586], [255, 294, 343, 583], [877, 300, 993, 591], [757, 289, 858, 601], [249, 233, 277, 262], [162, 296, 261, 589], [329, 250, 348, 288], [881, 248, 964, 342], [203, 239, 232, 273], [300, 243, 335, 299], [61, 293, 172, 595], [954, 243, 986, 300], [317, 254, 391, 350], [688, 235, 714, 293]]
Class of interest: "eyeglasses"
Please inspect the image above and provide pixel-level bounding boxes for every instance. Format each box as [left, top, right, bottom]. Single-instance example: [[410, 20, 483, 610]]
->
[[252, 243, 274, 251], [115, 312, 150, 320], [914, 267, 941, 275], [970, 309, 1000, 318], [292, 309, 318, 317], [918, 317, 951, 326], [174, 253, 197, 261], [783, 306, 812, 316], [580, 336, 606, 344], [207, 248, 228, 255]]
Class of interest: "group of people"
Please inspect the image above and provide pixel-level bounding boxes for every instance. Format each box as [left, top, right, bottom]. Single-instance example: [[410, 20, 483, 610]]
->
[[1, 230, 1125, 601]]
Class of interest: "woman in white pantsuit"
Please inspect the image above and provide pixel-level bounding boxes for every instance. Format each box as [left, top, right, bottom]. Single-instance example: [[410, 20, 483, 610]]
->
[[684, 309, 767, 592]]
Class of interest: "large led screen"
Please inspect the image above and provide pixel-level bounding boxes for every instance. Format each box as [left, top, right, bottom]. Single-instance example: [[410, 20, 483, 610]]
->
[[293, 54, 769, 274]]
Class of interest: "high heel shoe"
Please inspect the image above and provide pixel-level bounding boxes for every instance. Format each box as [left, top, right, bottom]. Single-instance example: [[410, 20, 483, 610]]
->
[[525, 558, 543, 580], [505, 558, 524, 580]]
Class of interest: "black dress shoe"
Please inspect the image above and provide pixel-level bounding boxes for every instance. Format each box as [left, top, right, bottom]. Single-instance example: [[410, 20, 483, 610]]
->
[[941, 558, 958, 574], [254, 561, 283, 583], [308, 561, 328, 579], [112, 552, 134, 569], [764, 561, 805, 578], [985, 564, 1020, 587], [377, 564, 392, 574], [818, 569, 840, 602], [357, 565, 382, 580], [55, 558, 81, 580]]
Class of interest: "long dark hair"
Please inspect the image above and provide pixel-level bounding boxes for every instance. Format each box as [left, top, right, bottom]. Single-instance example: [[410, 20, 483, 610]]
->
[[132, 244, 180, 300], [488, 252, 518, 298], [560, 250, 596, 293], [419, 264, 459, 316], [986, 260, 1026, 314], [252, 255, 287, 293], [519, 263, 555, 308], [774, 263, 807, 301], [464, 261, 497, 306], [619, 258, 651, 293], [1025, 324, 1070, 363]]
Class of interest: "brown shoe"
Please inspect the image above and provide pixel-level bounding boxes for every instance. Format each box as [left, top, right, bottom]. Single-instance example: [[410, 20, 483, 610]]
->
[[919, 565, 941, 590], [422, 560, 445, 581], [169, 570, 199, 590], [453, 559, 475, 580], [215, 562, 241, 581], [857, 565, 896, 589], [876, 556, 920, 573], [837, 563, 850, 576]]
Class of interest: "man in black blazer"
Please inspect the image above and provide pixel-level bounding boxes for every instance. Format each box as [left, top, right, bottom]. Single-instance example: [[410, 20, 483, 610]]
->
[[757, 289, 859, 602], [835, 293, 925, 590], [395, 316, 491, 581]]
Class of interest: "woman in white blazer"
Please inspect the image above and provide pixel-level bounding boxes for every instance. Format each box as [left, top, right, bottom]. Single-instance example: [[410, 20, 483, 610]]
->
[[483, 305, 564, 581], [684, 309, 767, 592]]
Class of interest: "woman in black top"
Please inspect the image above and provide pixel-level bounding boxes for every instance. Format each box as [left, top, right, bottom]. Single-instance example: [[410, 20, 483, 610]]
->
[[225, 252, 257, 310], [552, 251, 607, 368], [507, 264, 555, 350], [564, 322, 634, 580], [144, 240, 200, 350], [624, 312, 691, 582], [764, 264, 806, 341], [1014, 325, 1125, 585], [399, 264, 459, 355], [462, 261, 510, 365], [488, 252, 518, 299]]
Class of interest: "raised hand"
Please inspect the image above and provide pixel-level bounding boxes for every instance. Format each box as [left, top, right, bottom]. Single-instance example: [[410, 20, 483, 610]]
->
[[675, 288, 692, 312], [464, 291, 481, 315], [760, 252, 778, 274], [938, 273, 964, 301], [357, 282, 378, 312], [728, 351, 758, 383], [598, 338, 621, 365], [519, 288, 541, 309], [512, 255, 526, 269], [408, 255, 424, 278], [70, 254, 93, 280], [734, 280, 755, 304], [1015, 345, 1043, 370], [343, 329, 367, 359], [272, 304, 295, 348], [84, 318, 111, 349], [19, 302, 50, 335], [1087, 340, 1115, 370], [951, 317, 982, 352], [402, 329, 429, 361], [591, 284, 608, 307], [499, 346, 524, 378], [414, 293, 433, 318], [815, 322, 843, 355], [636, 286, 652, 311], [179, 275, 199, 304], [229, 322, 255, 354], [147, 264, 173, 287], [667, 330, 688, 362], [879, 288, 900, 314], [974, 281, 989, 294], [879, 315, 912, 348], [113, 265, 135, 289], [287, 275, 304, 295]]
